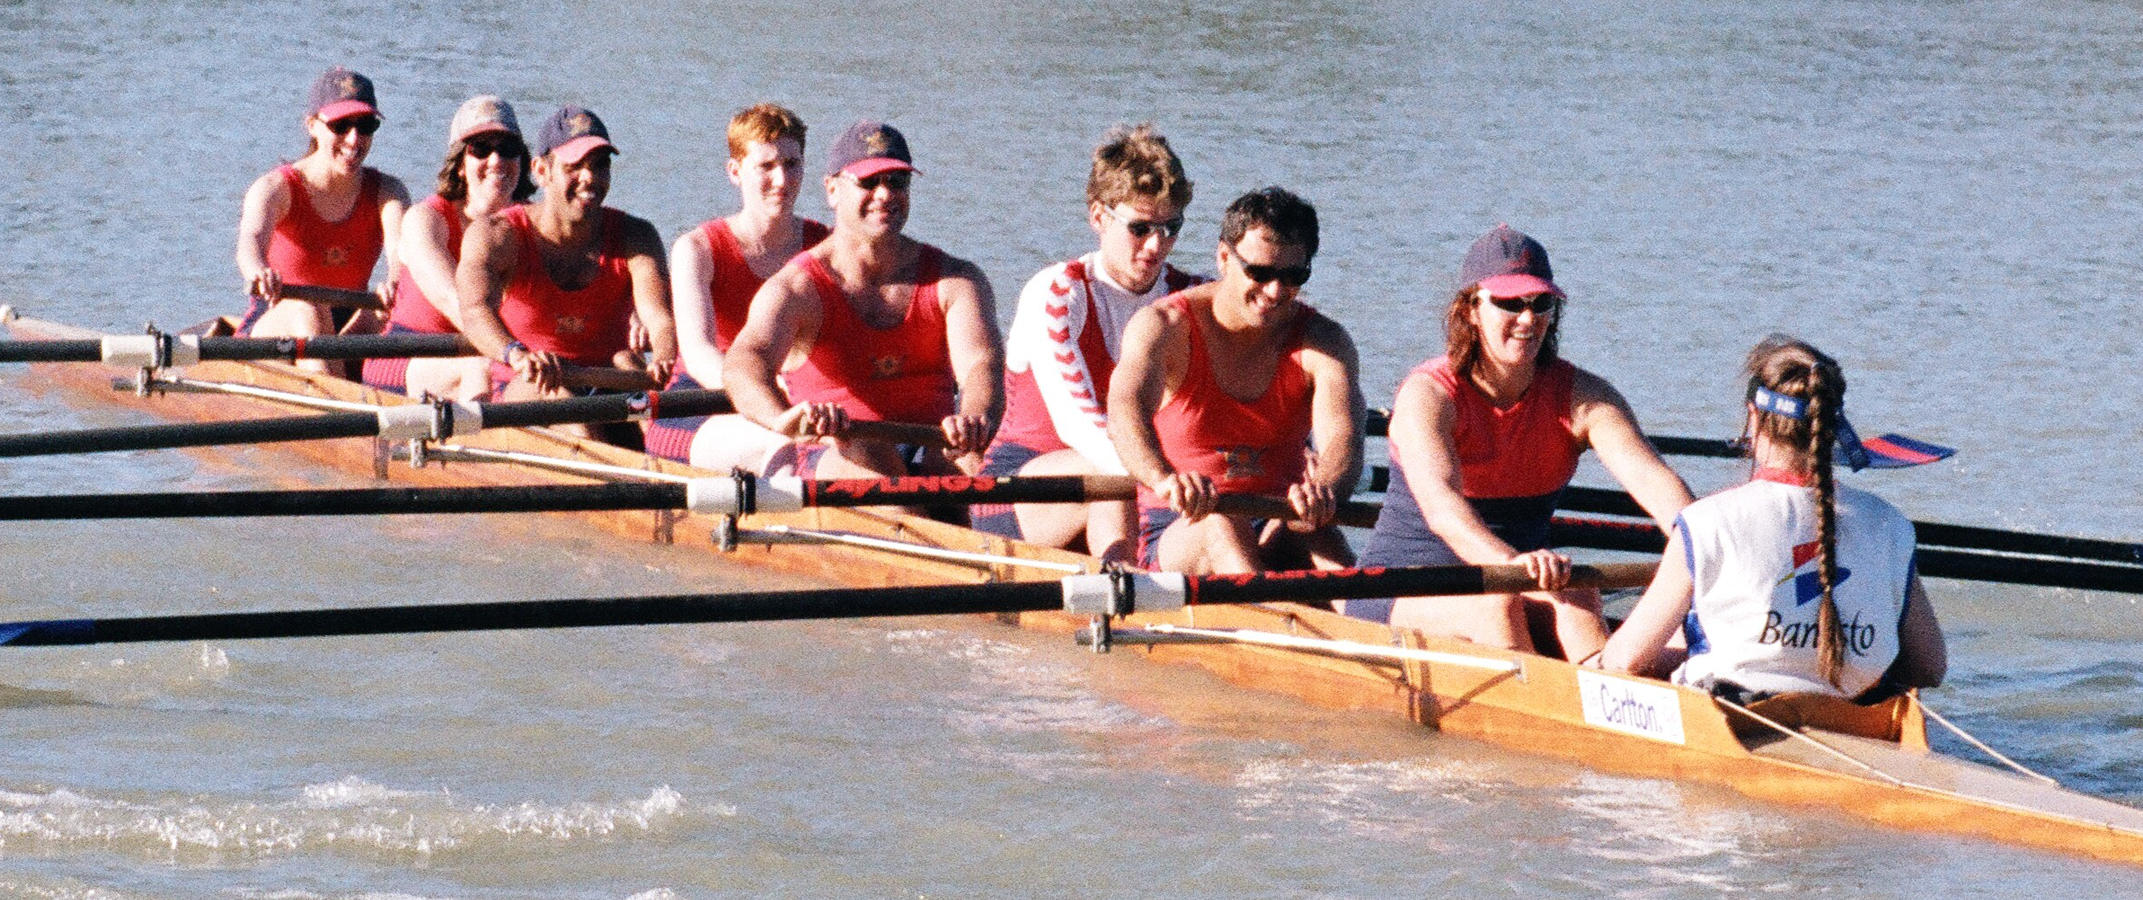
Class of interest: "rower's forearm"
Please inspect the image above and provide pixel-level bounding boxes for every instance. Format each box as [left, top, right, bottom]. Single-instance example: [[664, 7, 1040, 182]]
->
[[1315, 445, 1363, 497], [1110, 423, 1171, 487], [725, 366, 792, 429], [459, 310, 516, 360]]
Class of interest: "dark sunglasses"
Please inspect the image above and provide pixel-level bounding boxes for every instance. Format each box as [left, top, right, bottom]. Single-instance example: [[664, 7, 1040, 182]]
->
[[326, 115, 381, 136], [1231, 247, 1312, 287], [1106, 207, 1185, 240], [853, 171, 912, 191], [1483, 293, 1560, 315], [464, 137, 525, 160]]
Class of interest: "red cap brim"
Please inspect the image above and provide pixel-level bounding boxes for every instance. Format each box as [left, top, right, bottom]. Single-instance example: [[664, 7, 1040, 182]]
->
[[552, 135, 618, 165], [317, 101, 380, 124], [454, 122, 513, 144], [1475, 273, 1563, 299], [839, 157, 918, 180]]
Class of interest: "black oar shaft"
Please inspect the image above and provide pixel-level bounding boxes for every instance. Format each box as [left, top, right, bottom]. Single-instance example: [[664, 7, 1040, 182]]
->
[[0, 333, 478, 364], [0, 339, 102, 362], [0, 389, 731, 458], [481, 389, 731, 429], [0, 412, 379, 457], [1915, 549, 2143, 595], [0, 483, 684, 520], [1548, 516, 2143, 595], [1365, 408, 1742, 459], [199, 333, 476, 362], [1915, 521, 2142, 566], [1557, 485, 2142, 565], [0, 562, 1646, 648], [0, 581, 1069, 647], [1185, 562, 1655, 605]]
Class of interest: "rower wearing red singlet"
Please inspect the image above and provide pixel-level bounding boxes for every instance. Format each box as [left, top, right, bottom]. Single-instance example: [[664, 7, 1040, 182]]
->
[[235, 66, 410, 371], [359, 95, 532, 400], [724, 121, 1002, 485], [1109, 187, 1364, 575], [1348, 225, 1692, 662], [970, 124, 1203, 563], [457, 105, 677, 443], [644, 103, 830, 468]]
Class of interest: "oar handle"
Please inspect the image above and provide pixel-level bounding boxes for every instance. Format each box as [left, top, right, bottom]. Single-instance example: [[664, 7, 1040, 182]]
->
[[845, 419, 954, 449], [200, 333, 478, 362], [1212, 493, 1381, 528], [1182, 561, 1659, 605], [556, 365, 660, 392], [279, 284, 386, 311]]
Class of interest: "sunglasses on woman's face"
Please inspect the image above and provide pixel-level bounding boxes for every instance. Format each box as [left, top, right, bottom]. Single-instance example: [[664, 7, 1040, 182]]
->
[[1484, 293, 1560, 315], [465, 137, 525, 159], [327, 115, 381, 136]]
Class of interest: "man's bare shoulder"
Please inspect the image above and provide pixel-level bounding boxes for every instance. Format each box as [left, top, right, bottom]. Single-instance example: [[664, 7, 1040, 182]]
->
[[1299, 308, 1358, 351], [607, 210, 664, 256], [756, 253, 818, 300], [1143, 283, 1207, 326], [931, 247, 990, 284]]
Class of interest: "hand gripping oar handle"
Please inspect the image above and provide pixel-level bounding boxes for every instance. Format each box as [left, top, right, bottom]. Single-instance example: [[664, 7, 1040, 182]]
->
[[0, 389, 732, 457], [0, 561, 1659, 648]]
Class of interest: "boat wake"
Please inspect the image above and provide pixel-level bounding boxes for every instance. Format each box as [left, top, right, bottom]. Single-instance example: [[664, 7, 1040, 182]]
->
[[0, 777, 696, 862]]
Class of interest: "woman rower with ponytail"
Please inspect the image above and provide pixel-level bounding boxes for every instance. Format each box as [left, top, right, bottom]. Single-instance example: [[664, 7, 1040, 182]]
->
[[1596, 335, 1946, 700]]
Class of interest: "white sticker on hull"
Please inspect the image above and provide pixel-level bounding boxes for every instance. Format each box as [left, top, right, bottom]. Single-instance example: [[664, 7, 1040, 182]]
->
[[1577, 670, 1687, 745]]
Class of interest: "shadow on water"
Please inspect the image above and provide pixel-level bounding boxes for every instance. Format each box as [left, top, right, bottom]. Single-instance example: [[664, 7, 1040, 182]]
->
[[0, 684, 92, 710]]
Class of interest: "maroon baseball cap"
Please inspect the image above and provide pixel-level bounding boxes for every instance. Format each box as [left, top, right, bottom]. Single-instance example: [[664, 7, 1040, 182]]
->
[[308, 66, 380, 123], [825, 121, 918, 180], [535, 105, 618, 164], [1460, 224, 1562, 298]]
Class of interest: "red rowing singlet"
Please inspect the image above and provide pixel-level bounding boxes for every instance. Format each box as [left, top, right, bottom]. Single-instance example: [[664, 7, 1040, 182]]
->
[[267, 164, 384, 291], [497, 204, 636, 366], [781, 244, 956, 424], [1421, 355, 1579, 498], [698, 218, 831, 354], [1149, 293, 1314, 497], [386, 195, 463, 335]]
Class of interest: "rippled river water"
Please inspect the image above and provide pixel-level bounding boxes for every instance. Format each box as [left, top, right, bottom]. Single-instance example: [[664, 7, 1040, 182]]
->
[[1, 0, 2139, 896]]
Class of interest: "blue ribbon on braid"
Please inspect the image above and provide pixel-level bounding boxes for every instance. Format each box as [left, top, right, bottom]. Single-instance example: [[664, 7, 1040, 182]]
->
[[1752, 385, 1872, 471]]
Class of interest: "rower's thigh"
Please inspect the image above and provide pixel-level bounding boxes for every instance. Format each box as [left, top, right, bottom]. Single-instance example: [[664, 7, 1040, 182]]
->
[[688, 415, 787, 472], [811, 439, 908, 480], [249, 300, 333, 339], [1391, 592, 1530, 651], [1156, 513, 1261, 575], [403, 357, 493, 402], [1012, 449, 1102, 548]]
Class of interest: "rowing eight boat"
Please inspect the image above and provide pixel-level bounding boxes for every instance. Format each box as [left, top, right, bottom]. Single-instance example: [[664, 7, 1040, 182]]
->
[[6, 308, 2143, 866]]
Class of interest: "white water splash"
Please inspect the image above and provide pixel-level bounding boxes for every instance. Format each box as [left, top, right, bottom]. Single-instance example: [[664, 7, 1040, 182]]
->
[[0, 779, 696, 861]]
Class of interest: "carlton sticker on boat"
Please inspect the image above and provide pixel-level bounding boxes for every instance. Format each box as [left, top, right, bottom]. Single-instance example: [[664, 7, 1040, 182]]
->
[[1577, 669, 1687, 744]]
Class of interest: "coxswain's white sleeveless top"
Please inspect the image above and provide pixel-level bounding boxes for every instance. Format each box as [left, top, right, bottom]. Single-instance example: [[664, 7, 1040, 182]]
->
[[1675, 470, 1918, 697]]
